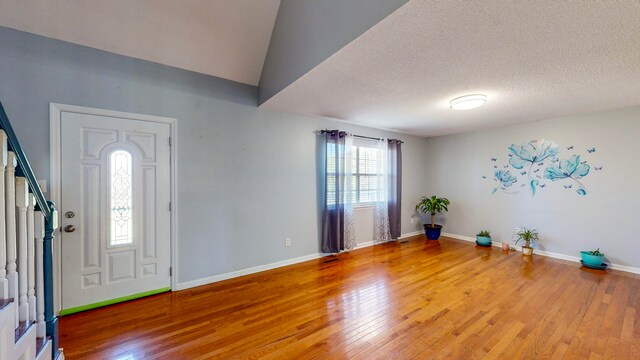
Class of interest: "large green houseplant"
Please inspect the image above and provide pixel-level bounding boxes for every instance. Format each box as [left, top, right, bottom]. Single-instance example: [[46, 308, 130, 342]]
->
[[415, 196, 450, 240]]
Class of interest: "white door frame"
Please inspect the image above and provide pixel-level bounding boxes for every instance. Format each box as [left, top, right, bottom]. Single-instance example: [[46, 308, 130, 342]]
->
[[49, 103, 178, 315]]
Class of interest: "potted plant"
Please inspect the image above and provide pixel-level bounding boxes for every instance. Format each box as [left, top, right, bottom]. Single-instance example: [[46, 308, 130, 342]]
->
[[476, 230, 491, 246], [580, 248, 605, 267], [415, 196, 450, 240], [515, 228, 539, 256]]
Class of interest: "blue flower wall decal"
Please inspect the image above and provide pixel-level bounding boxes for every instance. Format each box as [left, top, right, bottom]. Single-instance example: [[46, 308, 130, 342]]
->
[[508, 139, 560, 169], [486, 139, 599, 197], [495, 170, 517, 187], [508, 139, 559, 195], [545, 155, 590, 195]]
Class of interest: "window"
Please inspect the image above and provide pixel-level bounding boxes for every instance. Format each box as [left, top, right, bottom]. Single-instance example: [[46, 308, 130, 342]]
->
[[326, 141, 383, 206], [109, 150, 133, 246]]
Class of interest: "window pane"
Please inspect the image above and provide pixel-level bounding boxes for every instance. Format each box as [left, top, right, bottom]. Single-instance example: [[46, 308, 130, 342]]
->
[[110, 150, 133, 246], [359, 147, 378, 174], [325, 143, 384, 206]]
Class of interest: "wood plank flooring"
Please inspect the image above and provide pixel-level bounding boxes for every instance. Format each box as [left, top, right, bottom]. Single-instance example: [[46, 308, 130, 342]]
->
[[59, 236, 640, 359]]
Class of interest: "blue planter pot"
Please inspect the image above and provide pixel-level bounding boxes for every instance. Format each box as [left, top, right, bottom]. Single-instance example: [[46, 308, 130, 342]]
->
[[580, 251, 605, 266], [476, 236, 491, 245], [424, 224, 442, 240]]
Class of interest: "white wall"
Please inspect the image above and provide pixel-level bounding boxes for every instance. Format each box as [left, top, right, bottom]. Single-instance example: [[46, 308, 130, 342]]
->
[[0, 26, 427, 286], [424, 105, 640, 268]]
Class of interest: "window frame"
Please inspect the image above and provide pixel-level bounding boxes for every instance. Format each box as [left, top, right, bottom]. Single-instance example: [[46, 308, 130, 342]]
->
[[352, 146, 379, 208], [325, 139, 382, 208]]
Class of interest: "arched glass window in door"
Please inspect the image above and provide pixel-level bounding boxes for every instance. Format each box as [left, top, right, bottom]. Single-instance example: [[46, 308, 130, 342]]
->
[[110, 150, 133, 245]]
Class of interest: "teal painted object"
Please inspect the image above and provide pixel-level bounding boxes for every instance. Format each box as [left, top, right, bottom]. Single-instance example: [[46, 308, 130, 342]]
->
[[0, 102, 50, 218], [44, 201, 59, 359], [580, 251, 605, 266], [476, 235, 491, 245]]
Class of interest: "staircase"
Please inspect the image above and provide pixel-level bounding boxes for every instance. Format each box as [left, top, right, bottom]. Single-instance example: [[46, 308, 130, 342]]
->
[[0, 103, 62, 360]]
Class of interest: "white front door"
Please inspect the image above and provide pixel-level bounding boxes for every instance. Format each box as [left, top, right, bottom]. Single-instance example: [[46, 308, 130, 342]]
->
[[59, 111, 171, 314]]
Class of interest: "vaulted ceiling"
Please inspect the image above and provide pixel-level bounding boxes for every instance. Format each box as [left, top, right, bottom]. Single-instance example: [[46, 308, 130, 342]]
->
[[2, 0, 640, 137], [0, 0, 280, 86]]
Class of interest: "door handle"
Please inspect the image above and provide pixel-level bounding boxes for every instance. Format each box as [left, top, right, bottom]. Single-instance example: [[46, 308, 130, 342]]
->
[[64, 225, 76, 233]]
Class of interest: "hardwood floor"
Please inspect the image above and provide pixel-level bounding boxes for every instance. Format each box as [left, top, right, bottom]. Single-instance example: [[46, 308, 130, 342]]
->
[[59, 236, 640, 359]]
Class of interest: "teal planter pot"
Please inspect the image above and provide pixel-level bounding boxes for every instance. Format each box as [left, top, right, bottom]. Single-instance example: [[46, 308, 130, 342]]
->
[[580, 251, 605, 266], [476, 236, 491, 245]]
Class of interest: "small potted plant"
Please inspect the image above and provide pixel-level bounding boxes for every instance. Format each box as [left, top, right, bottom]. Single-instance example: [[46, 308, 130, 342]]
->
[[515, 228, 539, 256], [476, 230, 492, 246], [580, 248, 605, 267], [415, 195, 450, 240]]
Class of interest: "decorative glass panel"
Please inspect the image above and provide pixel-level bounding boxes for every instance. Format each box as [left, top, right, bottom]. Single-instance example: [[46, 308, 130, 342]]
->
[[110, 150, 133, 245]]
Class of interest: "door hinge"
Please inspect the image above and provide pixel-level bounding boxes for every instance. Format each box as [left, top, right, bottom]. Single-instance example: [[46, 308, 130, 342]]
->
[[169, 137, 172, 146], [169, 267, 172, 276], [169, 202, 172, 211]]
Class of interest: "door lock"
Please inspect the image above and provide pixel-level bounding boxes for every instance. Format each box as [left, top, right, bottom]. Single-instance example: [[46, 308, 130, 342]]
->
[[64, 225, 76, 233], [65, 211, 75, 218]]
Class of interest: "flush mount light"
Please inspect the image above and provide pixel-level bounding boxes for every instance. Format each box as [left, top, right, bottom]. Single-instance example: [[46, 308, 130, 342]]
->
[[450, 94, 487, 110]]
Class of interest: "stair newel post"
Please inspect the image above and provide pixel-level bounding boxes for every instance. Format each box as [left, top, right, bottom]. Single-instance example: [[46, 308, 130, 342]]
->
[[0, 131, 7, 299], [5, 151, 18, 326], [44, 200, 58, 358], [27, 194, 36, 322], [16, 177, 29, 322], [34, 208, 45, 338]]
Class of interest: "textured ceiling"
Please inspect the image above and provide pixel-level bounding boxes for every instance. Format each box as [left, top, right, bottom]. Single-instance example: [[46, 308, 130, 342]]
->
[[262, 0, 640, 137], [0, 0, 280, 86]]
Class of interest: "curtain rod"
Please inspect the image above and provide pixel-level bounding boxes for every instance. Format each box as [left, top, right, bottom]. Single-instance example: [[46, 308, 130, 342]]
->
[[320, 130, 404, 144]]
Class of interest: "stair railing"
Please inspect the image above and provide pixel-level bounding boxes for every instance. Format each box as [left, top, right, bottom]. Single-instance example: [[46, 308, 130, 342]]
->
[[0, 101, 58, 359]]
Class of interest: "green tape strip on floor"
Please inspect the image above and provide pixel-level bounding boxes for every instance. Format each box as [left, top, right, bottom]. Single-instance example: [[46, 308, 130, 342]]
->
[[59, 287, 171, 316]]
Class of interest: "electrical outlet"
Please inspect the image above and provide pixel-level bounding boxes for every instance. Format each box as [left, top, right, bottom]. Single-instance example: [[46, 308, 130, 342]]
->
[[285, 238, 291, 247]]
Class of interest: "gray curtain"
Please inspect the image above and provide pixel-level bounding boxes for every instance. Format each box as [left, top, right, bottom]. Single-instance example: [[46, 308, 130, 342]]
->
[[387, 139, 402, 239], [321, 130, 347, 253]]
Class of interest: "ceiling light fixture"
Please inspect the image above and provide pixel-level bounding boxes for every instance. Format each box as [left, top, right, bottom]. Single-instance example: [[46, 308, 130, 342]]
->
[[450, 94, 487, 110]]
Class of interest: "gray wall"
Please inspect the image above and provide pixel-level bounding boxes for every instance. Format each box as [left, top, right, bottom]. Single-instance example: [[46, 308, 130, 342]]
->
[[258, 0, 407, 105], [0, 26, 427, 284], [424, 106, 640, 268]]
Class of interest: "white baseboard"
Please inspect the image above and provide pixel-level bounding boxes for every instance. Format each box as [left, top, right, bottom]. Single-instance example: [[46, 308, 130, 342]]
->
[[356, 241, 375, 249], [399, 230, 423, 239], [442, 232, 640, 275], [442, 232, 476, 243], [608, 263, 640, 275], [180, 228, 638, 292], [177, 253, 323, 290], [177, 231, 424, 291]]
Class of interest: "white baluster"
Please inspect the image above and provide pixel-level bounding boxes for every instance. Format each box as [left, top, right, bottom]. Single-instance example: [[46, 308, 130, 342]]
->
[[16, 177, 29, 322], [28, 194, 36, 322], [35, 210, 45, 337], [5, 151, 18, 326], [0, 131, 7, 299]]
